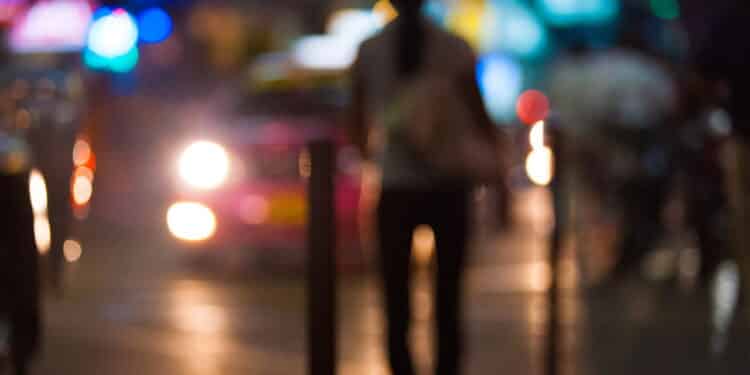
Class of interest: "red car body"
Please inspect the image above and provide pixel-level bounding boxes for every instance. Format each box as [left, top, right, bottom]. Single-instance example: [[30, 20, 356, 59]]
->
[[168, 118, 365, 269]]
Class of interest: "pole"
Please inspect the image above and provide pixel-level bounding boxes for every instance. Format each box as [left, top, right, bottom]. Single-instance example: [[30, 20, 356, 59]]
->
[[546, 122, 565, 375], [307, 139, 337, 375]]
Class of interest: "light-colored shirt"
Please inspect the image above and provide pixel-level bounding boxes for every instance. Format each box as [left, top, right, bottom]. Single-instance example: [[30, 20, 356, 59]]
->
[[352, 19, 476, 189]]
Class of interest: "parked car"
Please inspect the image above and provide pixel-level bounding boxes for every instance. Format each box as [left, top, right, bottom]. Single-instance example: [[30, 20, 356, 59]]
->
[[166, 87, 366, 270]]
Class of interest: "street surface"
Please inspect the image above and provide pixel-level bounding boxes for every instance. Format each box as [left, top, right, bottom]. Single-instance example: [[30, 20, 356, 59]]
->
[[31, 188, 750, 374]]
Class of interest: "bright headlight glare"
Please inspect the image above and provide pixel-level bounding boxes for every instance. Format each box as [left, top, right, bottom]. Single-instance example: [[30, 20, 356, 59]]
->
[[29, 169, 48, 215], [167, 202, 217, 242], [178, 141, 230, 189]]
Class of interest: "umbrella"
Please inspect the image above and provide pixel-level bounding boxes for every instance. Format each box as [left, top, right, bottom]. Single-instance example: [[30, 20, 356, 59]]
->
[[548, 49, 677, 133]]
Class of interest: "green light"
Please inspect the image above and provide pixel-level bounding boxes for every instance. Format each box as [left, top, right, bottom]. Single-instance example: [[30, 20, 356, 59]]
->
[[109, 47, 139, 73], [83, 48, 108, 70], [482, 1, 549, 59], [650, 0, 679, 20], [83, 46, 139, 73], [537, 0, 620, 27]]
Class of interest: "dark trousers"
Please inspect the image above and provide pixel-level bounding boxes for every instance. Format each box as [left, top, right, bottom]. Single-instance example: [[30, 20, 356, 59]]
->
[[614, 177, 669, 274], [687, 193, 726, 282], [377, 187, 470, 375]]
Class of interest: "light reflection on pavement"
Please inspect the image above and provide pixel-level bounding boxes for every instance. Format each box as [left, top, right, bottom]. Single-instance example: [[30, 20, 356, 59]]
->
[[33, 187, 749, 374]]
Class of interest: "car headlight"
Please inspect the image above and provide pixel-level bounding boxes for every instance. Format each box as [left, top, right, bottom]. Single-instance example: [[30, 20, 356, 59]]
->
[[72, 166, 94, 206], [178, 141, 230, 190], [167, 202, 217, 242]]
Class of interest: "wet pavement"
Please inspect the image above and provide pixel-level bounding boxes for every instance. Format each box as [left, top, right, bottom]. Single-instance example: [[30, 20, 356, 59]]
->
[[31, 188, 750, 375]]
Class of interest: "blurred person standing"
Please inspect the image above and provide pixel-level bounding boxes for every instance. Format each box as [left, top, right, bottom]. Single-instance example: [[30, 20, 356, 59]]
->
[[548, 39, 679, 283], [0, 35, 41, 375], [674, 77, 731, 285], [350, 1, 499, 374], [600, 35, 679, 281], [24, 78, 79, 292], [681, 0, 750, 303], [609, 122, 678, 279], [0, 132, 40, 375]]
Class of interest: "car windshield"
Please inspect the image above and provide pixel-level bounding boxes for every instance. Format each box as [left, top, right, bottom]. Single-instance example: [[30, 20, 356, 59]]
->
[[237, 88, 346, 118], [246, 145, 301, 180], [231, 87, 349, 181]]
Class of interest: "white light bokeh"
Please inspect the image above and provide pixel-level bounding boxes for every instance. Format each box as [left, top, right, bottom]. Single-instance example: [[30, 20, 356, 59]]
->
[[526, 146, 553, 186], [293, 8, 384, 71], [9, 0, 92, 53], [292, 35, 359, 70], [711, 261, 740, 355], [29, 169, 48, 216], [529, 121, 545, 149], [327, 9, 384, 43], [87, 9, 139, 58], [178, 141, 230, 190], [167, 202, 217, 242], [34, 215, 51, 254]]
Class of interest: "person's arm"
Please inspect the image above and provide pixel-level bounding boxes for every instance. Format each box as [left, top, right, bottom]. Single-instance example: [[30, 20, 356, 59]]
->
[[458, 53, 512, 176], [459, 57, 497, 142]]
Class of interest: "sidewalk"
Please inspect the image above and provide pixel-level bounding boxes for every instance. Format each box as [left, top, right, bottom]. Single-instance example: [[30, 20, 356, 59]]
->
[[33, 189, 750, 374]]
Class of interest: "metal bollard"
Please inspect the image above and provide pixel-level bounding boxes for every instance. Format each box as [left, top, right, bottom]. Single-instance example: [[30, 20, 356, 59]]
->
[[307, 139, 337, 375], [546, 122, 565, 375]]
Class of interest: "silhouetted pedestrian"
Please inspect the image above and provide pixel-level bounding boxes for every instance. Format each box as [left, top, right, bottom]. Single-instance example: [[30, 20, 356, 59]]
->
[[350, 1, 499, 373], [25, 81, 78, 292], [0, 134, 40, 375]]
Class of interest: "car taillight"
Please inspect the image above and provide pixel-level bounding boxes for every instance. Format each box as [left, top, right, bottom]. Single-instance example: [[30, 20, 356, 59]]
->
[[71, 138, 95, 218]]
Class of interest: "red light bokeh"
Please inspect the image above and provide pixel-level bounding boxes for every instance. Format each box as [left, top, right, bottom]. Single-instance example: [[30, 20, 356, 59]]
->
[[516, 90, 550, 125]]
